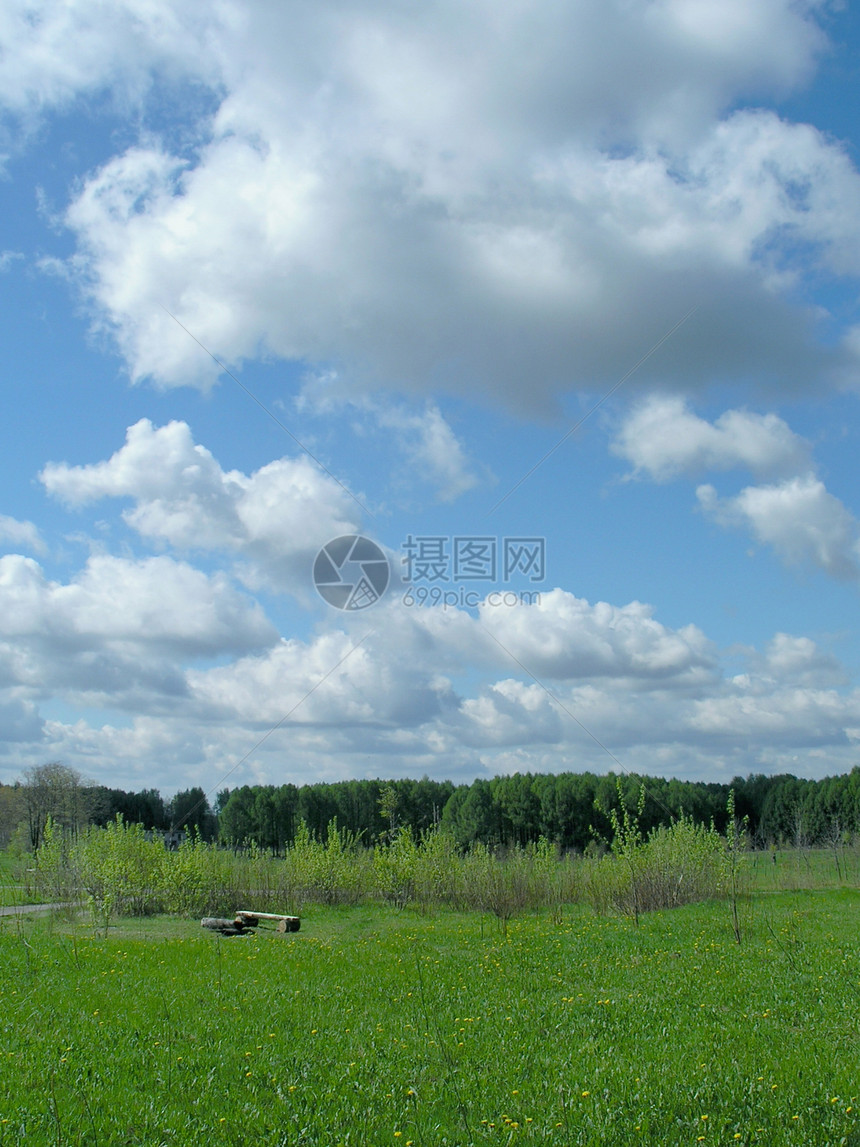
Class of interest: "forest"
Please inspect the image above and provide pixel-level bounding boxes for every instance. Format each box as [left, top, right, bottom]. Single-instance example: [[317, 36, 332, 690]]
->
[[3, 764, 860, 853]]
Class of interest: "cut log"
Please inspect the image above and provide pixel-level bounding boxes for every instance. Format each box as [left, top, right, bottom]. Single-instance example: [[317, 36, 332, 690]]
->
[[237, 910, 300, 931], [202, 910, 300, 936], [237, 910, 300, 923], [201, 916, 249, 936]]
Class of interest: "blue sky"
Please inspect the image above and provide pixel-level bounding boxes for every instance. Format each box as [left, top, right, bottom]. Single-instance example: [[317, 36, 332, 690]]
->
[[1, 0, 860, 796]]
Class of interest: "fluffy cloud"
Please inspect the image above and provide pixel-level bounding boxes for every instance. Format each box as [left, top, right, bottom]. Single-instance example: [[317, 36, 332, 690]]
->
[[613, 398, 860, 583], [3, 574, 858, 787], [0, 514, 45, 555], [478, 588, 716, 683], [613, 395, 810, 481], [0, 2, 226, 119], [0, 1, 853, 406], [697, 474, 860, 580], [0, 551, 275, 706], [40, 419, 362, 593]]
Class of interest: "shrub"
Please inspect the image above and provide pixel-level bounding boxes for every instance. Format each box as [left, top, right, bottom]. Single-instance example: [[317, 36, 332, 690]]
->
[[373, 825, 418, 908], [76, 817, 165, 932]]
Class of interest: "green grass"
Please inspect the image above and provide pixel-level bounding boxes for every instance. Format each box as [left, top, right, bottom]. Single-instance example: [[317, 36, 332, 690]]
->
[[746, 847, 860, 893], [0, 851, 31, 907], [2, 892, 860, 1146]]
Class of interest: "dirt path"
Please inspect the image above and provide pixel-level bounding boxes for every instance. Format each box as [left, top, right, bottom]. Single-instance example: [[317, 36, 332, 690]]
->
[[0, 902, 76, 916]]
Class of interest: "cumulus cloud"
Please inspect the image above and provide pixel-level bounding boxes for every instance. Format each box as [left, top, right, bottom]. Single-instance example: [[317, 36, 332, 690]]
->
[[40, 418, 362, 593], [750, 632, 848, 689], [697, 474, 860, 580], [613, 398, 860, 584], [0, 514, 45, 555], [3, 579, 859, 786], [479, 588, 716, 683], [0, 1, 853, 406], [0, 552, 275, 706], [613, 395, 810, 481]]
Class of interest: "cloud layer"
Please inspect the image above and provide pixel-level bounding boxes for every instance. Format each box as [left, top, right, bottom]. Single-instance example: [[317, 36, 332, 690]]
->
[[2, 1, 858, 406], [2, 3, 859, 793]]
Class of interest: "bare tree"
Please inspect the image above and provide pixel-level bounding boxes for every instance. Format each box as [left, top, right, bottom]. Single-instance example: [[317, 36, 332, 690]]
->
[[792, 805, 812, 873], [824, 816, 845, 883], [22, 762, 91, 850], [0, 783, 24, 849]]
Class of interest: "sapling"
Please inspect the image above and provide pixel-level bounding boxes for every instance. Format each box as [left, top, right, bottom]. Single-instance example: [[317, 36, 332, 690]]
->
[[724, 790, 747, 945], [608, 780, 646, 927]]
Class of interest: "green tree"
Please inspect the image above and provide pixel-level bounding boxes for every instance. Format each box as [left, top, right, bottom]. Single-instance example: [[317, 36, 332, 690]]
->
[[170, 787, 216, 841]]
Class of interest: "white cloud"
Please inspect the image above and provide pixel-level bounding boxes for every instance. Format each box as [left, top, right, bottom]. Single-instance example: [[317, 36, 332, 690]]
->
[[40, 418, 362, 593], [296, 378, 485, 502], [375, 403, 481, 502], [0, 552, 275, 706], [0, 514, 45, 555], [479, 588, 716, 683], [613, 395, 810, 481], [63, 111, 860, 409], [3, 579, 859, 787], [0, 2, 226, 118], [0, 251, 24, 272], [613, 398, 860, 584], [698, 474, 860, 580], [0, 1, 851, 406], [756, 632, 847, 688]]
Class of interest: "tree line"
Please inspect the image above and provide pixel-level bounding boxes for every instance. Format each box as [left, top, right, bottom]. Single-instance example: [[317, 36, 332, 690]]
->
[[3, 762, 860, 854], [0, 763, 216, 850]]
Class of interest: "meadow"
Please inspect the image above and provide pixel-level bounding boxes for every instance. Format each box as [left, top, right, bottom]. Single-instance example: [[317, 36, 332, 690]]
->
[[2, 887, 859, 1146]]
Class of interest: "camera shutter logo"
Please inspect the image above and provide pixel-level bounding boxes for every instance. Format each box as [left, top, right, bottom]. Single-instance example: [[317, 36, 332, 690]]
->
[[313, 535, 391, 610]]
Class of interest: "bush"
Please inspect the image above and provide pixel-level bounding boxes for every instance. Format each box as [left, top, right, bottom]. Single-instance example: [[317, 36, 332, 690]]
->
[[582, 815, 729, 920], [26, 804, 748, 931], [373, 826, 418, 908], [76, 817, 165, 932]]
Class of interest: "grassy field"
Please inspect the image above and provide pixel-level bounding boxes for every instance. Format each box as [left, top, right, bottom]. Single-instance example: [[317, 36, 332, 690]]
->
[[0, 851, 29, 906], [2, 891, 859, 1146], [746, 847, 860, 893]]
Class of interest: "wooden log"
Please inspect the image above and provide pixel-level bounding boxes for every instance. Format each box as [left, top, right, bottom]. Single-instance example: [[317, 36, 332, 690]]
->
[[237, 910, 300, 925], [201, 917, 249, 936]]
